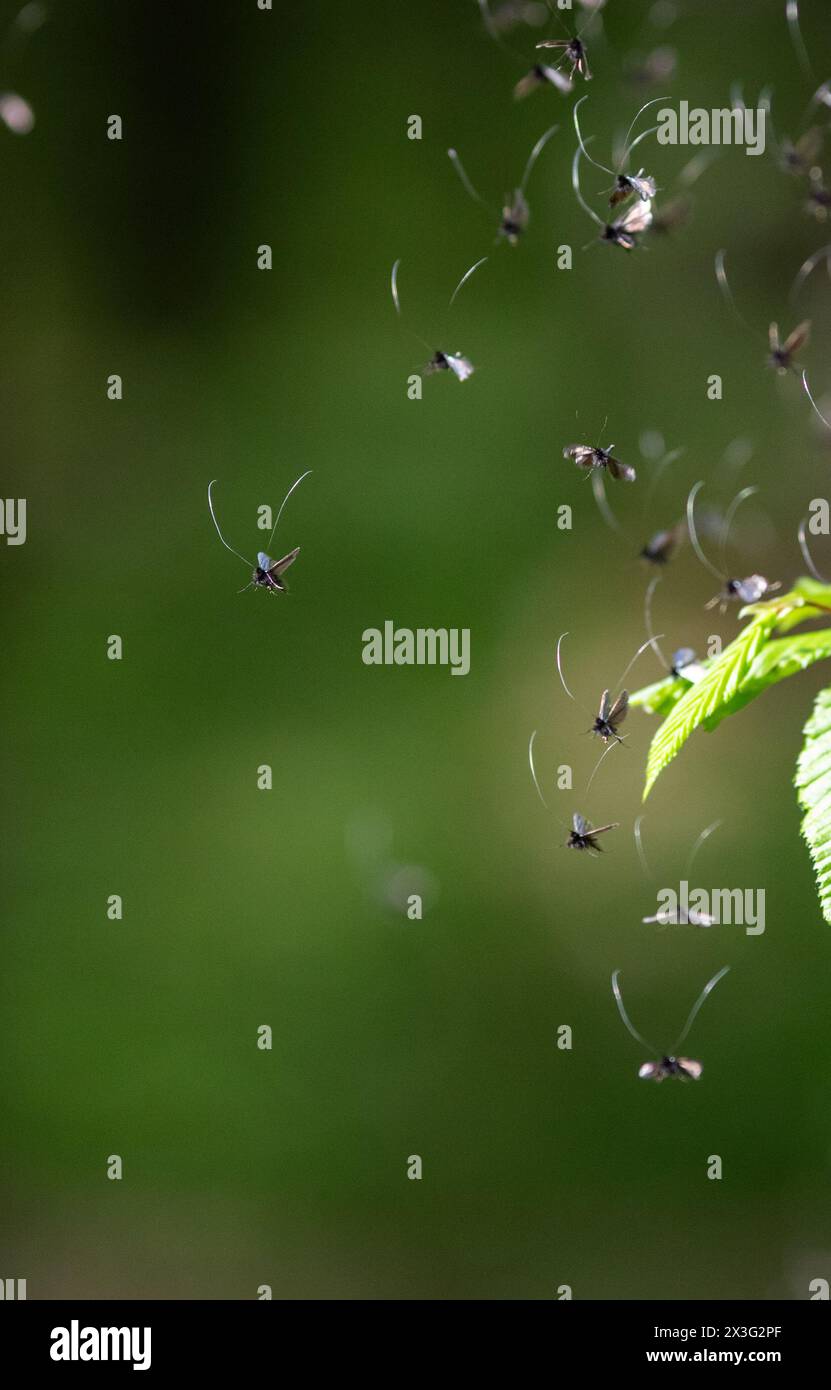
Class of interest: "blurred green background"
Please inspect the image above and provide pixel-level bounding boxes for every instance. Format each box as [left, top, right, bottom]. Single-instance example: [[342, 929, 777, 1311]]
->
[[2, 0, 831, 1299]]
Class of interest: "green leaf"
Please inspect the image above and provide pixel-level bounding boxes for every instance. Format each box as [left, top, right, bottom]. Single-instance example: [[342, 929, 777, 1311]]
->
[[795, 686, 831, 925], [642, 607, 780, 799], [628, 672, 693, 718], [701, 628, 831, 731]]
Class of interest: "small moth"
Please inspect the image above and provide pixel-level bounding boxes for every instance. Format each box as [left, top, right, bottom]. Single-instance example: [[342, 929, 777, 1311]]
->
[[612, 965, 731, 1081], [207, 473, 312, 594], [768, 320, 811, 375], [567, 812, 618, 853], [563, 441, 636, 482]]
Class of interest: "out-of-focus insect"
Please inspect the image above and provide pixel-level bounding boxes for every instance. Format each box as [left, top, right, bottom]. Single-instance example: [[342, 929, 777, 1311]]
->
[[390, 257, 487, 383], [572, 146, 653, 249], [573, 95, 659, 207], [513, 61, 573, 99], [686, 479, 780, 613], [768, 320, 811, 375], [640, 522, 684, 565], [715, 248, 811, 377], [612, 965, 731, 1081], [804, 172, 831, 221], [779, 126, 823, 176], [567, 811, 618, 852], [635, 816, 721, 928], [482, 0, 548, 35], [563, 437, 636, 482], [447, 125, 558, 246], [624, 45, 677, 90], [669, 646, 707, 680], [207, 472, 312, 594]]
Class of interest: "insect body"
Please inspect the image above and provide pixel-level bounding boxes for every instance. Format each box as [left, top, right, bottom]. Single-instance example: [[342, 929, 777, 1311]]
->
[[536, 36, 590, 81], [640, 524, 683, 565], [424, 351, 475, 381], [564, 441, 636, 482], [567, 812, 618, 852], [591, 689, 628, 744], [207, 474, 312, 596], [768, 320, 811, 374], [612, 966, 731, 1081], [705, 574, 780, 612]]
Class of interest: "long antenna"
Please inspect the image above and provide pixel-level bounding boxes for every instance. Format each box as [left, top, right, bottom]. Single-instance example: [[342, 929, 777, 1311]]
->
[[528, 730, 549, 808], [447, 147, 494, 212], [790, 243, 831, 303], [798, 515, 830, 582], [263, 470, 313, 556], [449, 255, 488, 307], [643, 574, 668, 671], [612, 970, 659, 1055], [686, 480, 725, 581], [207, 480, 253, 569], [591, 469, 624, 534], [556, 632, 576, 700], [673, 965, 731, 1050], [719, 485, 759, 578], [519, 123, 559, 194], [685, 818, 723, 879], [803, 369, 831, 429], [633, 815, 653, 879], [573, 95, 614, 177], [615, 633, 665, 690], [390, 258, 402, 315], [616, 96, 666, 169], [786, 0, 815, 82], [714, 248, 755, 336], [572, 144, 604, 227], [586, 739, 619, 793]]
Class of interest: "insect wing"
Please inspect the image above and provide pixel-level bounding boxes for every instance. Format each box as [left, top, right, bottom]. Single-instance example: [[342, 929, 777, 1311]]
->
[[629, 173, 656, 201], [608, 691, 629, 725], [768, 322, 782, 354], [587, 822, 619, 837], [535, 39, 570, 49], [606, 455, 636, 482], [572, 811, 588, 836], [735, 574, 769, 603], [266, 547, 300, 578], [676, 1057, 703, 1080], [564, 443, 597, 469], [783, 320, 811, 356], [446, 352, 475, 382], [638, 1061, 664, 1081], [617, 198, 653, 234], [598, 688, 611, 721]]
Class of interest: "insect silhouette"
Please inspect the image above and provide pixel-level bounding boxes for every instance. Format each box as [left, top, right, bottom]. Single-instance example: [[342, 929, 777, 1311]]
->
[[573, 95, 659, 208], [768, 320, 811, 375], [686, 479, 780, 613], [612, 965, 731, 1081], [567, 812, 618, 852], [513, 61, 574, 99], [592, 690, 628, 744], [640, 522, 684, 565], [390, 257, 486, 382], [447, 125, 558, 246], [572, 146, 652, 250], [207, 472, 312, 594], [715, 248, 810, 377], [536, 34, 590, 81], [563, 436, 636, 482]]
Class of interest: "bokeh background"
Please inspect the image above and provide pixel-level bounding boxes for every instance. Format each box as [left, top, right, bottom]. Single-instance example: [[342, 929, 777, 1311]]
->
[[2, 0, 831, 1299]]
